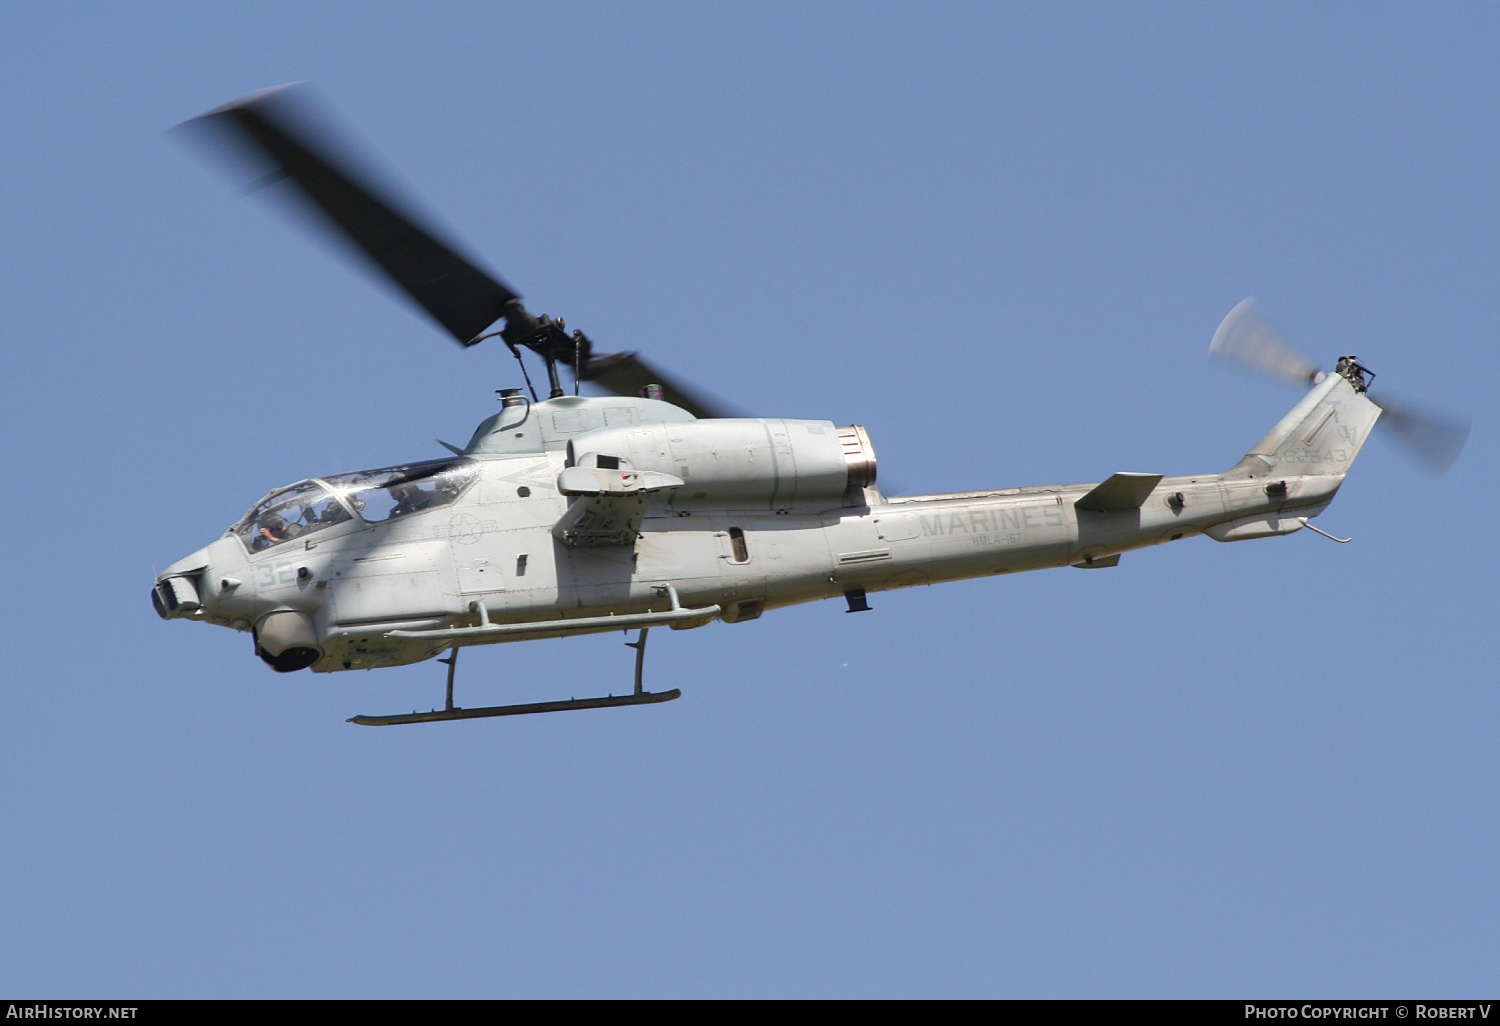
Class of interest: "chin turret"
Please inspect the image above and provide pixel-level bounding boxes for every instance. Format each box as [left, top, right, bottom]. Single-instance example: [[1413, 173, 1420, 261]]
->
[[253, 610, 322, 672]]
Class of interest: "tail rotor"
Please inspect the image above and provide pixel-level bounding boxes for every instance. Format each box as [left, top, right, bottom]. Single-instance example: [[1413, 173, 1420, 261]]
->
[[1209, 298, 1470, 478], [1365, 391, 1471, 478], [1209, 297, 1323, 388]]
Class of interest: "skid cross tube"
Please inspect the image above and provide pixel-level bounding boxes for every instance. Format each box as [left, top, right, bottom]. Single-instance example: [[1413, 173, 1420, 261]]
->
[[626, 627, 649, 696], [439, 646, 458, 710]]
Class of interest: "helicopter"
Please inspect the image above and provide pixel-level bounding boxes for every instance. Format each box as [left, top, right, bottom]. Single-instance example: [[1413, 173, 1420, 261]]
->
[[153, 85, 1471, 726]]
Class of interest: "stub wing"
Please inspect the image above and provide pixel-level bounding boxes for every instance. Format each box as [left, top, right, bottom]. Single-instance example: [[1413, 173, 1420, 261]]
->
[[553, 466, 684, 548]]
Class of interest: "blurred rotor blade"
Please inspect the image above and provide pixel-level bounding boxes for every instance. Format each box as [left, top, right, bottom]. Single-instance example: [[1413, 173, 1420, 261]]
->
[[1209, 298, 1323, 388], [178, 84, 517, 345], [1371, 391, 1472, 478], [581, 351, 737, 420]]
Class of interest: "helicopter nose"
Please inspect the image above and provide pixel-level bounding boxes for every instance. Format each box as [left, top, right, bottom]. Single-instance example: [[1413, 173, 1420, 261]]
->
[[152, 577, 200, 618], [153, 547, 212, 620]]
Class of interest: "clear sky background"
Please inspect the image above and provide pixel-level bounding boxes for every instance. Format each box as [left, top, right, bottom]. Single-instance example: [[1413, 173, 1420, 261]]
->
[[1, 2, 1495, 998]]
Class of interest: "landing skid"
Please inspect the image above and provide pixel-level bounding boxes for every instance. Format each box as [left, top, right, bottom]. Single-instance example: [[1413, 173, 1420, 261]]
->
[[348, 627, 678, 726], [349, 688, 681, 726]]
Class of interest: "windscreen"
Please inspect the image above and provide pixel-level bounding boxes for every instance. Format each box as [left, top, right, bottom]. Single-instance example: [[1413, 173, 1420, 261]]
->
[[321, 457, 478, 524], [235, 480, 353, 553]]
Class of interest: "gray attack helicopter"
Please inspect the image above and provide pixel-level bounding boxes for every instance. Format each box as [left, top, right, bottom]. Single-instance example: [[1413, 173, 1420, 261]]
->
[[154, 85, 1470, 726]]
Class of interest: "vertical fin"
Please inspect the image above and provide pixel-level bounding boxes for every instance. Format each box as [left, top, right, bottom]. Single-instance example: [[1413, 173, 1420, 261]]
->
[[1230, 374, 1382, 479]]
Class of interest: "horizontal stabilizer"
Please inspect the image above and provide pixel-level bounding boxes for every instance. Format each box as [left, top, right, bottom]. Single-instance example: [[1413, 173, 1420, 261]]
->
[[1075, 473, 1163, 512]]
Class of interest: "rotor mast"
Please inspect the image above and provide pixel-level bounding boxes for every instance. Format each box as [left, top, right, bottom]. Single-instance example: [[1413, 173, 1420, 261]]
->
[[472, 299, 594, 400]]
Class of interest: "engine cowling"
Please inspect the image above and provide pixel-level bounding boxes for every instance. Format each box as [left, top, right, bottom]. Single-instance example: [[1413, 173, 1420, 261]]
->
[[566, 419, 876, 511]]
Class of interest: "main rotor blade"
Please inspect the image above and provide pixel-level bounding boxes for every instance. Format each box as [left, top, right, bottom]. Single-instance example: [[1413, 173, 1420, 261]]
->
[[180, 84, 517, 345], [581, 351, 735, 420], [1370, 391, 1472, 478], [1209, 298, 1323, 388]]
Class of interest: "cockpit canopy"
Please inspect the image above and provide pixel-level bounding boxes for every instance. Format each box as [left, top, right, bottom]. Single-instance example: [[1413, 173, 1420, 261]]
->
[[233, 457, 478, 553]]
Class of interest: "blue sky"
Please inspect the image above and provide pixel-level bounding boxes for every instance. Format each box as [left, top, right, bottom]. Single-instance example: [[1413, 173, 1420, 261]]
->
[[1, 2, 1495, 997]]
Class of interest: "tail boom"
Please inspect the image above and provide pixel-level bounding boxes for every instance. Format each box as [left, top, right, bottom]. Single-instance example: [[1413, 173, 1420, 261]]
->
[[819, 369, 1383, 599]]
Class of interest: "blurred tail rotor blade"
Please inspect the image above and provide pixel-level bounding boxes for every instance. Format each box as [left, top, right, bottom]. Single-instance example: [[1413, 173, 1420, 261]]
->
[[177, 84, 518, 346], [1209, 298, 1323, 388], [1209, 298, 1470, 476], [1371, 391, 1472, 478], [581, 351, 738, 421]]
